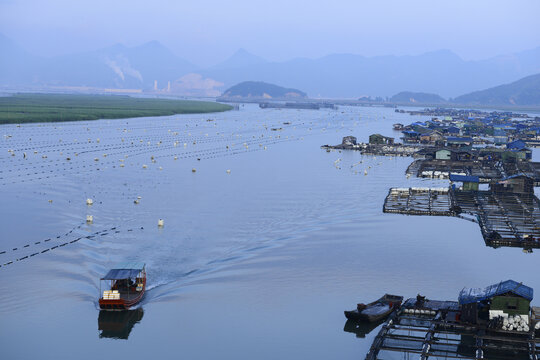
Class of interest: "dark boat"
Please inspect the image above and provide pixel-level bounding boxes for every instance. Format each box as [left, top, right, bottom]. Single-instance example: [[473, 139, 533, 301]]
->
[[344, 294, 403, 322], [99, 262, 146, 310]]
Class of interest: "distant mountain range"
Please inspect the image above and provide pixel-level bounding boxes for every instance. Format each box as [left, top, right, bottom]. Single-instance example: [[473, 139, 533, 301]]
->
[[220, 81, 306, 99], [1, 33, 540, 100], [389, 73, 540, 106], [452, 73, 540, 106], [0, 34, 196, 91], [201, 48, 540, 98]]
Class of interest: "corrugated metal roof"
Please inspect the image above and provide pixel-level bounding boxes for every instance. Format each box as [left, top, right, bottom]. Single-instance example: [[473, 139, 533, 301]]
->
[[447, 137, 473, 143], [449, 174, 479, 183], [458, 280, 533, 305], [101, 262, 145, 280], [506, 140, 527, 150], [112, 262, 145, 270], [102, 268, 142, 280]]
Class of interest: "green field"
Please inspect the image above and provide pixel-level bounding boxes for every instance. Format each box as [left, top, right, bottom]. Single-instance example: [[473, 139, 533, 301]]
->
[[0, 93, 233, 124]]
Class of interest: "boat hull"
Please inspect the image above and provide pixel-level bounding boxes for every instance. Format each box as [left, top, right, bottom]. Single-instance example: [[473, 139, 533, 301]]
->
[[344, 307, 392, 322], [99, 289, 144, 310], [344, 294, 403, 323]]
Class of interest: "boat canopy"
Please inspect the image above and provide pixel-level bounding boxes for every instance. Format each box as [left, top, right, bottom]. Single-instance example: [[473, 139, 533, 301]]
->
[[458, 280, 533, 305], [101, 262, 145, 280]]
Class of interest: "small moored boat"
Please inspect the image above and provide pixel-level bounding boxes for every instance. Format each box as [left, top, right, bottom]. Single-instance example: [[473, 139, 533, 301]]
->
[[99, 262, 146, 310], [344, 294, 403, 322]]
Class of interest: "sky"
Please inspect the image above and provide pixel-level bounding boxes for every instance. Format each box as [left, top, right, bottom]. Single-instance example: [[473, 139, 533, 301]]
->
[[1, 0, 540, 67]]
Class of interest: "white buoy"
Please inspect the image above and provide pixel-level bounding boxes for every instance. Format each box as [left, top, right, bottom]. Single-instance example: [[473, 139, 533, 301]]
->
[[158, 219, 164, 227], [142, 164, 147, 169], [174, 156, 178, 160], [364, 170, 368, 175], [86, 198, 93, 205], [86, 215, 93, 223], [134, 199, 139, 204], [192, 168, 196, 173], [226, 169, 231, 174]]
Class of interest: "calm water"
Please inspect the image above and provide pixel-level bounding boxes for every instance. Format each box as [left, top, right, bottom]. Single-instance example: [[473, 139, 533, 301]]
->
[[1, 104, 539, 359]]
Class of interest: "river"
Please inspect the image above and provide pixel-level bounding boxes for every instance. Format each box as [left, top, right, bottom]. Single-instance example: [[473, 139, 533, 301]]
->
[[1, 104, 538, 359]]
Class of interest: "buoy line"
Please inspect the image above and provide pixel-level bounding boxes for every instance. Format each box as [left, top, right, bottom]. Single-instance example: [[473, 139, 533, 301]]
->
[[0, 225, 145, 269], [0, 135, 305, 186]]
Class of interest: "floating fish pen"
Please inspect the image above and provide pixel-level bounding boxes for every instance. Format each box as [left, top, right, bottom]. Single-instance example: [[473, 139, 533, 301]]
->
[[365, 297, 540, 360], [383, 187, 540, 249], [406, 159, 501, 182], [453, 190, 540, 249], [383, 187, 454, 216]]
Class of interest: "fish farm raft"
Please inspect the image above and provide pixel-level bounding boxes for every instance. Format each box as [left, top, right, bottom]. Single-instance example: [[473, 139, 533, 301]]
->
[[383, 185, 540, 250], [364, 280, 540, 360]]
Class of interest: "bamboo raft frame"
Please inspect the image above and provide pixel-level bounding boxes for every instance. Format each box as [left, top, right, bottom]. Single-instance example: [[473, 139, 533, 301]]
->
[[383, 187, 540, 249], [365, 298, 540, 360]]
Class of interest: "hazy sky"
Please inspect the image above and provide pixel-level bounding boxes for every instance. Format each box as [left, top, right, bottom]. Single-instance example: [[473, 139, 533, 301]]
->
[[1, 0, 539, 67]]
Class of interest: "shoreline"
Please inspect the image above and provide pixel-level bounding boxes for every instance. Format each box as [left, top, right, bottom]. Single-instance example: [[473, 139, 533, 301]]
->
[[0, 93, 233, 125]]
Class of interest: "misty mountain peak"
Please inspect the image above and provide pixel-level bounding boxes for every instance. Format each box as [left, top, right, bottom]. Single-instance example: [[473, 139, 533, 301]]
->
[[213, 48, 268, 69]]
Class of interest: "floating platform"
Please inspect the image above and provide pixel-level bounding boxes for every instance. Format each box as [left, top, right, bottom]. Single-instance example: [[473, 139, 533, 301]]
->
[[407, 159, 502, 182], [321, 142, 422, 156], [383, 187, 454, 216], [383, 187, 540, 249], [366, 298, 540, 360]]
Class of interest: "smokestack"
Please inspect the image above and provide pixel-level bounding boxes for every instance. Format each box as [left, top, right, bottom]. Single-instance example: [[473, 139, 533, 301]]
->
[[154, 80, 158, 91], [167, 81, 171, 92]]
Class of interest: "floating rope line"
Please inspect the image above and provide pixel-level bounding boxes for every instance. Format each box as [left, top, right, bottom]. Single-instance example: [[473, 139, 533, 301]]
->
[[0, 226, 144, 268]]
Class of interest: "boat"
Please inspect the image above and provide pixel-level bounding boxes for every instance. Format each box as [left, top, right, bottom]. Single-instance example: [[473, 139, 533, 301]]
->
[[99, 262, 146, 310], [344, 294, 403, 322]]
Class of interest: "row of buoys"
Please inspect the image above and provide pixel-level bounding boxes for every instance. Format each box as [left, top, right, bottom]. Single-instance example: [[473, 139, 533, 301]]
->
[[403, 308, 436, 316]]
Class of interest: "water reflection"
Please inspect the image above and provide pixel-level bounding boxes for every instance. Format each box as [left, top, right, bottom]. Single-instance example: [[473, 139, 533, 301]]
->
[[343, 319, 383, 338], [98, 308, 144, 340]]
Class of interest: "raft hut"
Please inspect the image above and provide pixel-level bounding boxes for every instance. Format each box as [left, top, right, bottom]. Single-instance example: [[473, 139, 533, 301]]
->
[[459, 280, 533, 326], [450, 174, 479, 191], [447, 136, 473, 150], [369, 134, 394, 145]]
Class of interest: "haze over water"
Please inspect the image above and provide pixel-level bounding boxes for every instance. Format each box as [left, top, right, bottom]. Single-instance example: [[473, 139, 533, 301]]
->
[[1, 105, 539, 359]]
